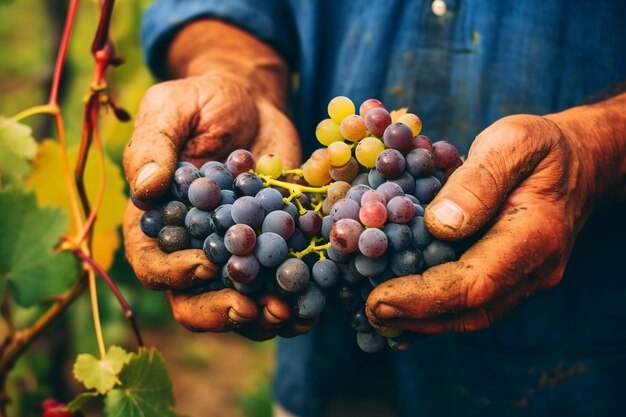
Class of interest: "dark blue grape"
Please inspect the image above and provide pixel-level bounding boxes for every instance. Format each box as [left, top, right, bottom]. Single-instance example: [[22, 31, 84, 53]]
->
[[160, 201, 188, 226], [337, 285, 361, 312], [211, 204, 235, 235], [203, 233, 231, 265], [312, 259, 339, 288], [184, 207, 214, 239], [339, 261, 365, 285], [201, 165, 234, 190], [233, 172, 264, 197], [199, 160, 223, 171], [157, 226, 190, 253], [224, 224, 257, 256], [220, 190, 236, 205], [254, 232, 288, 267], [233, 275, 264, 294], [408, 216, 434, 249], [231, 196, 265, 228], [368, 169, 385, 188], [346, 184, 371, 205], [390, 249, 425, 276], [256, 187, 285, 213], [190, 237, 204, 249], [282, 202, 299, 223], [354, 253, 388, 278], [294, 283, 326, 319], [383, 223, 412, 252], [321, 215, 334, 240], [356, 331, 385, 353], [422, 241, 456, 267], [388, 333, 414, 351], [140, 209, 163, 238], [351, 173, 370, 186], [287, 228, 309, 252], [377, 182, 404, 203], [413, 176, 442, 204], [351, 309, 372, 332], [376, 148, 406, 179], [171, 166, 200, 202], [326, 245, 351, 263], [177, 161, 196, 169], [387, 171, 415, 194]]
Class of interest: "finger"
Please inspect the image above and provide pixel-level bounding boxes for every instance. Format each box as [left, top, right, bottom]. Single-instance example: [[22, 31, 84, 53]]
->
[[123, 81, 196, 200], [424, 115, 561, 240], [367, 195, 567, 327], [167, 289, 259, 332], [386, 279, 541, 334], [251, 99, 302, 169], [123, 202, 219, 289]]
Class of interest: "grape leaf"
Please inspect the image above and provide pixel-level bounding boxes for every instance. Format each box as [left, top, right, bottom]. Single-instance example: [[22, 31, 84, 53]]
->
[[73, 345, 133, 394], [26, 140, 127, 269], [104, 348, 177, 417], [0, 188, 78, 306], [0, 116, 37, 187]]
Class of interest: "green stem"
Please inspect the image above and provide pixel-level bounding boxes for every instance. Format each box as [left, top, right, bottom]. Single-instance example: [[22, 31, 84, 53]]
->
[[9, 104, 58, 123]]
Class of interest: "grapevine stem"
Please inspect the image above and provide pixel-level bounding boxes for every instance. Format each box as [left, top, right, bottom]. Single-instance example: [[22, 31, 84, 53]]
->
[[282, 168, 304, 176], [67, 242, 144, 348], [292, 239, 331, 259], [54, 112, 85, 234], [49, 0, 81, 106], [9, 104, 58, 123], [259, 175, 331, 195], [87, 269, 106, 359]]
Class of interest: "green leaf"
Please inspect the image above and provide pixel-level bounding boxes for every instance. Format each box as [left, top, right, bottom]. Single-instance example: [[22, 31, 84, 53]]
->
[[0, 116, 37, 187], [104, 348, 177, 417], [67, 391, 99, 411], [0, 188, 78, 306], [73, 346, 133, 394]]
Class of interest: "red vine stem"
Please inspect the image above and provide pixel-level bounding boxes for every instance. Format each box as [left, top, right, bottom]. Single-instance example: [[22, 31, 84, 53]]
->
[[64, 238, 144, 348], [49, 0, 81, 107]]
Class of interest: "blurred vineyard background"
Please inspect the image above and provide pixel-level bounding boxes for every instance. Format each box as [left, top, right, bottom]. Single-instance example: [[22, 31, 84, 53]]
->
[[0, 1, 274, 416]]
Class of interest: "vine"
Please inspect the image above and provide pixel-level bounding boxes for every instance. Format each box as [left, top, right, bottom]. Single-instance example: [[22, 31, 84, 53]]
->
[[0, 1, 171, 416]]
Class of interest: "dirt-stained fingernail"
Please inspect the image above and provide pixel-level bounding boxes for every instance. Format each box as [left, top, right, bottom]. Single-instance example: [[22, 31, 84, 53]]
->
[[135, 162, 159, 190], [375, 303, 402, 319], [262, 307, 284, 325], [228, 308, 254, 324], [430, 199, 465, 230], [193, 265, 213, 280]]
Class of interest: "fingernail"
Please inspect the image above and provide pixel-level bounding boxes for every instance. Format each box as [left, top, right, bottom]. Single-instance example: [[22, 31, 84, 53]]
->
[[375, 303, 402, 319], [262, 307, 284, 325], [430, 199, 465, 230], [193, 265, 213, 280], [135, 162, 159, 190], [228, 308, 254, 324]]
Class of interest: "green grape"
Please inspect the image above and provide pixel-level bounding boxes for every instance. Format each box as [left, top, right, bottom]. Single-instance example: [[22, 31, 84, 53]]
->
[[328, 141, 352, 166], [340, 115, 367, 142], [355, 136, 385, 168], [398, 113, 422, 136], [256, 153, 283, 178], [327, 96, 355, 123], [315, 118, 343, 146]]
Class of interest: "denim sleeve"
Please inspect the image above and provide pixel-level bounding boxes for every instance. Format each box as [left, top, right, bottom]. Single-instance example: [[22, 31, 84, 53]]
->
[[141, 0, 298, 78]]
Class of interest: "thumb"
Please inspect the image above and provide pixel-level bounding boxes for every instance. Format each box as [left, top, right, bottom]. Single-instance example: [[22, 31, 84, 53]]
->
[[425, 115, 555, 240], [250, 99, 302, 169], [123, 82, 194, 200]]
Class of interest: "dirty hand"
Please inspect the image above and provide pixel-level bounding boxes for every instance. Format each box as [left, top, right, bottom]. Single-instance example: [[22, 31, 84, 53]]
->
[[366, 112, 604, 334], [123, 71, 307, 340]]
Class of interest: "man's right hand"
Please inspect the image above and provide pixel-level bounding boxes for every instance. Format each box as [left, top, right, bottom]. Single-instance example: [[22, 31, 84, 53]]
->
[[122, 68, 307, 340]]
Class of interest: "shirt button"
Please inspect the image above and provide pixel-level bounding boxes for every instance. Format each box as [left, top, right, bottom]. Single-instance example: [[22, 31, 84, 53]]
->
[[431, 0, 447, 16]]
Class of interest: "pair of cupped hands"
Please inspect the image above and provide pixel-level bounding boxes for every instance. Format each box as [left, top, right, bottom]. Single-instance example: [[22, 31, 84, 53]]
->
[[123, 70, 588, 341]]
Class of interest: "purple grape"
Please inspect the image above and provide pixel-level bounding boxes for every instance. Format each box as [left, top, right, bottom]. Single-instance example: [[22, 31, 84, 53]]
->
[[364, 107, 392, 137], [231, 196, 265, 228], [330, 198, 361, 222], [160, 201, 187, 226], [330, 218, 364, 253], [188, 177, 221, 210], [405, 148, 435, 178], [346, 184, 372, 205], [233, 172, 263, 197], [432, 141, 460, 170], [376, 182, 404, 202], [224, 224, 257, 256], [226, 149, 255, 176], [262, 210, 295, 240], [382, 122, 413, 154], [387, 196, 416, 224], [140, 209, 163, 238], [298, 210, 323, 237], [376, 149, 406, 179], [226, 254, 260, 284], [413, 176, 442, 204], [276, 258, 310, 293], [358, 228, 388, 258]]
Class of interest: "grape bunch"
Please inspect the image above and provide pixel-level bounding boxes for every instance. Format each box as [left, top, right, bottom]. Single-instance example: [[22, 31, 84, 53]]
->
[[135, 96, 463, 353]]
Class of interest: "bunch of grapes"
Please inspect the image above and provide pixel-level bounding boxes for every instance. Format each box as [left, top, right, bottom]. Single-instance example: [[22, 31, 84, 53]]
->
[[136, 96, 463, 352]]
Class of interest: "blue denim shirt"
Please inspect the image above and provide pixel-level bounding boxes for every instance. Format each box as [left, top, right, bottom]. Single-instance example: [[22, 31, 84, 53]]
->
[[142, 1, 626, 416]]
